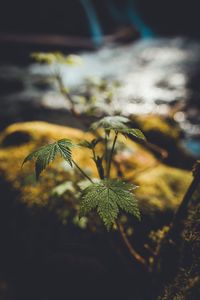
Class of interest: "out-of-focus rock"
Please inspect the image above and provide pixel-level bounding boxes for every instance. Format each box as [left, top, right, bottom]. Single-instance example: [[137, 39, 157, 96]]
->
[[0, 121, 192, 225], [131, 114, 195, 169]]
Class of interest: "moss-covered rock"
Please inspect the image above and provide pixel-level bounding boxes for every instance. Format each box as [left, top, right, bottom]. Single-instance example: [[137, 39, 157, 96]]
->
[[131, 114, 182, 144], [130, 114, 195, 169], [0, 121, 192, 227], [134, 165, 191, 218]]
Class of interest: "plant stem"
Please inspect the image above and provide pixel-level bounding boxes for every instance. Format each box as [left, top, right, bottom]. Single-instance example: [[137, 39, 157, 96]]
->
[[56, 74, 79, 117], [92, 148, 100, 177], [116, 220, 147, 269], [107, 132, 118, 178], [92, 149, 104, 179], [92, 148, 97, 161], [72, 159, 94, 183], [104, 131, 109, 177]]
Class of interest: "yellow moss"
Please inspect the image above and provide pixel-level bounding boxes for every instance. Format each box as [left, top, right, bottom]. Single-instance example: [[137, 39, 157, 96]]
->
[[135, 165, 192, 215], [132, 114, 181, 141], [0, 121, 93, 144], [0, 121, 192, 217]]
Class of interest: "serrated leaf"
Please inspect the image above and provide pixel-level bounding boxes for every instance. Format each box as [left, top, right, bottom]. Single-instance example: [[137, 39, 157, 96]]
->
[[91, 116, 129, 131], [117, 128, 146, 141], [23, 139, 74, 178], [90, 116, 145, 141], [80, 179, 140, 230]]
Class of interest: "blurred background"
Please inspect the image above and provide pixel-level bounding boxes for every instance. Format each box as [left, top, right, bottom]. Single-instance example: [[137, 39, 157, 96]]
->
[[0, 1, 200, 300], [0, 0, 200, 156]]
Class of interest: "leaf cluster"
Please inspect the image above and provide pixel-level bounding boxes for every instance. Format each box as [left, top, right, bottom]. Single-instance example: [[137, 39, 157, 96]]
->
[[23, 115, 145, 230]]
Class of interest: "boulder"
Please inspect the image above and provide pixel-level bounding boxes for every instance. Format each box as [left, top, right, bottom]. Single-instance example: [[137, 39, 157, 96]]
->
[[131, 114, 195, 169], [0, 121, 192, 226]]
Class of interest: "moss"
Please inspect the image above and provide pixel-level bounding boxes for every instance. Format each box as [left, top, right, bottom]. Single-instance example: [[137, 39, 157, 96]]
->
[[130, 114, 194, 169], [0, 121, 192, 225], [158, 185, 200, 300], [135, 165, 192, 217], [131, 114, 181, 142]]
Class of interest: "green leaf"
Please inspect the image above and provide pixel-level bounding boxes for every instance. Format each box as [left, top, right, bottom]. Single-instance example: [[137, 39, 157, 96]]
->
[[80, 179, 140, 230], [117, 128, 146, 141], [90, 116, 146, 141], [23, 139, 74, 178], [91, 116, 129, 131]]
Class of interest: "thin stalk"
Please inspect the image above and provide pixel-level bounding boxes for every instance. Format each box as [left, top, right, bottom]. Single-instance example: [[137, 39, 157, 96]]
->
[[116, 220, 148, 270], [56, 74, 78, 117], [72, 159, 94, 183], [92, 148, 100, 178], [104, 131, 109, 177], [92, 148, 104, 179], [92, 148, 97, 162], [107, 132, 118, 178]]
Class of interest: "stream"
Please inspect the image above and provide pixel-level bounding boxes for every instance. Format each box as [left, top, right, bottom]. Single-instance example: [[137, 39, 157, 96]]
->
[[0, 37, 200, 156]]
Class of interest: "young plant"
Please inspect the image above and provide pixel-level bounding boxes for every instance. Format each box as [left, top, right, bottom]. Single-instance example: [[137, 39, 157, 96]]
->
[[23, 115, 147, 268]]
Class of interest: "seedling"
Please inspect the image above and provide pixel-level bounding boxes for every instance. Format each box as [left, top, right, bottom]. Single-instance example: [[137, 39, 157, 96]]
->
[[23, 115, 147, 267]]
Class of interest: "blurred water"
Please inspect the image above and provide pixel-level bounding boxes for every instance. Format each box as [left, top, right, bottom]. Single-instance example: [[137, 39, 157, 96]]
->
[[0, 37, 200, 154], [29, 37, 199, 109]]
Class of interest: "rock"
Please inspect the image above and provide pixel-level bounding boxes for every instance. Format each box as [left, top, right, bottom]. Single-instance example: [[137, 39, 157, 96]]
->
[[131, 114, 195, 169], [131, 114, 182, 146], [0, 121, 192, 225]]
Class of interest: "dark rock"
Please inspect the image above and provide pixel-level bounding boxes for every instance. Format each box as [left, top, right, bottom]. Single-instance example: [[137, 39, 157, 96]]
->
[[1, 131, 31, 147]]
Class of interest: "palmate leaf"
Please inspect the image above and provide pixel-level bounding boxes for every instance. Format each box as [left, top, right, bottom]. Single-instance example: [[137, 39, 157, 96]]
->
[[23, 139, 74, 178], [91, 116, 146, 141], [117, 127, 146, 141], [80, 179, 140, 230], [91, 116, 129, 131]]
